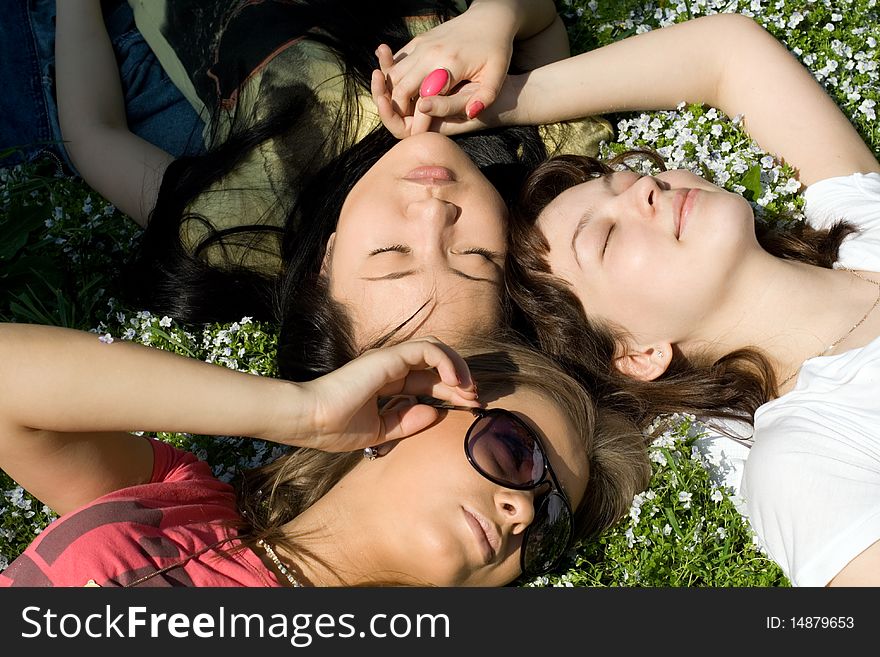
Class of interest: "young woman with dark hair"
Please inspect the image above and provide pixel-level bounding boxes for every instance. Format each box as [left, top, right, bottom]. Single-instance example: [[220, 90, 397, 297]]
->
[[0, 323, 651, 587], [393, 13, 880, 586], [46, 0, 612, 360]]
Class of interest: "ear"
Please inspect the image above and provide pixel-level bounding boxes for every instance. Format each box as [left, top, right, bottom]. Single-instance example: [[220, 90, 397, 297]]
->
[[320, 232, 336, 276], [613, 341, 672, 382]]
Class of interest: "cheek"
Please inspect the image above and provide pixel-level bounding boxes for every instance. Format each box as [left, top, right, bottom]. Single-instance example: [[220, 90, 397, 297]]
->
[[471, 203, 508, 247]]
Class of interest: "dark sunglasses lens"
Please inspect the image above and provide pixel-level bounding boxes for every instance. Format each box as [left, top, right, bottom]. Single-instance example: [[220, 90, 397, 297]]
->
[[523, 492, 573, 575], [468, 413, 545, 487]]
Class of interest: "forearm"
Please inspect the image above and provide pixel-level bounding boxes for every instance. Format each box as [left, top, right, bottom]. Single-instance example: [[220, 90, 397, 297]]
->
[[0, 324, 305, 443], [55, 2, 128, 145], [55, 1, 171, 223], [492, 15, 732, 126], [490, 13, 879, 182]]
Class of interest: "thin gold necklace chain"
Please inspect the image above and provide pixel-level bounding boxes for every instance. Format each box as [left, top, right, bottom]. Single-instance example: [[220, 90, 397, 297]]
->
[[779, 267, 880, 388]]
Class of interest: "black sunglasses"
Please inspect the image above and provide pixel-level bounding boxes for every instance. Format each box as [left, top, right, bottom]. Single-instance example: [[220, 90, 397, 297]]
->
[[461, 407, 574, 577]]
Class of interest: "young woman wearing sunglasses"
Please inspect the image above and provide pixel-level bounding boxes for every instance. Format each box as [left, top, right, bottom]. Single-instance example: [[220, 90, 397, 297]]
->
[[0, 323, 650, 586]]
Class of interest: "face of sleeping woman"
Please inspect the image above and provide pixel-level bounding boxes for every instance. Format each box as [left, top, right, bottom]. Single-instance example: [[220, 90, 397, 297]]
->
[[340, 387, 589, 586], [536, 168, 758, 352], [324, 132, 509, 345]]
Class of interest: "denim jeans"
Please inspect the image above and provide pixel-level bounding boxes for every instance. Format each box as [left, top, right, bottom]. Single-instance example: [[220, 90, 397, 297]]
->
[[0, 0, 205, 173]]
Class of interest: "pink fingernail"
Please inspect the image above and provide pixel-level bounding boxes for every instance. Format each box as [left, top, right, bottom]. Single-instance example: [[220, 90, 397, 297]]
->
[[466, 101, 485, 119], [420, 68, 450, 97]]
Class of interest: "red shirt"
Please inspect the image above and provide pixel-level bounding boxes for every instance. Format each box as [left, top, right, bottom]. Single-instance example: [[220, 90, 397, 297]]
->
[[0, 439, 280, 587]]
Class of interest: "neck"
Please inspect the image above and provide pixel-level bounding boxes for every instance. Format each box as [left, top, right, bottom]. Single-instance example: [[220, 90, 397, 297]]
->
[[681, 254, 880, 389], [270, 488, 386, 587]]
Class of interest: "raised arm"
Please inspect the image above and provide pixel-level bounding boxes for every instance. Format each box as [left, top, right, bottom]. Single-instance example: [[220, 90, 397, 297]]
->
[[432, 13, 880, 185], [55, 1, 173, 226], [0, 324, 478, 516]]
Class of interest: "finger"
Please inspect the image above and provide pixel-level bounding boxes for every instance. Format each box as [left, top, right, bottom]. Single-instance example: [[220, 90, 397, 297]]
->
[[375, 43, 396, 74], [417, 92, 469, 120], [377, 370, 480, 405], [390, 78, 418, 119], [391, 338, 475, 390], [464, 87, 495, 121], [408, 338, 474, 390], [380, 404, 440, 441], [377, 44, 417, 115], [410, 106, 434, 135], [371, 70, 410, 139], [464, 65, 505, 120]]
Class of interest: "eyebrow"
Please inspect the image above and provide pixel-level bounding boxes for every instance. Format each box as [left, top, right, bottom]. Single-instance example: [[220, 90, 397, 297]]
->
[[569, 176, 611, 266], [360, 267, 499, 285], [570, 211, 592, 268]]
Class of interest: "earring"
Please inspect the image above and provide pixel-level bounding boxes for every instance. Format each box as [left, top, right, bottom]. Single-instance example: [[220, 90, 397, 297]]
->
[[363, 447, 379, 461], [657, 350, 664, 360]]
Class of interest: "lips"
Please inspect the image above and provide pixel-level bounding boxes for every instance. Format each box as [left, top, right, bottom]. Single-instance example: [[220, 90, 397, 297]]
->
[[679, 188, 699, 238], [672, 188, 698, 239], [403, 166, 456, 184], [463, 508, 499, 564]]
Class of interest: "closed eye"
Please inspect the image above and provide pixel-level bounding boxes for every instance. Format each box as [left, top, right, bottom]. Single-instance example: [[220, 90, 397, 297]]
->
[[369, 244, 410, 256], [602, 225, 614, 256], [459, 247, 502, 262]]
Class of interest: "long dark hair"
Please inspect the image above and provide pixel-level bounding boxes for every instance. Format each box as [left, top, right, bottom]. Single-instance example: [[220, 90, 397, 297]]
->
[[122, 0, 548, 345], [507, 152, 858, 429]]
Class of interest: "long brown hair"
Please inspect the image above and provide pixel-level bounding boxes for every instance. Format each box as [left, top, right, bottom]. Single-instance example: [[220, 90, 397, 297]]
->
[[507, 152, 858, 429], [233, 335, 653, 582]]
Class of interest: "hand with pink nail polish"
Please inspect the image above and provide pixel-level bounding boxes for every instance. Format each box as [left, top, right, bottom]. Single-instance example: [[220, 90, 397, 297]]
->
[[373, 3, 524, 136], [372, 1, 566, 138]]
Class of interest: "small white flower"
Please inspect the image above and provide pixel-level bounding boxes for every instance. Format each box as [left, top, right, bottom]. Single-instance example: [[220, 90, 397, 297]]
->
[[711, 489, 724, 503], [629, 505, 642, 523], [98, 333, 114, 344], [678, 491, 693, 509], [159, 316, 172, 328]]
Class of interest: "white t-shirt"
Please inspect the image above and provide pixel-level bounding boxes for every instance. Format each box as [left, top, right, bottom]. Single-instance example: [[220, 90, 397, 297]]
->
[[740, 171, 880, 587]]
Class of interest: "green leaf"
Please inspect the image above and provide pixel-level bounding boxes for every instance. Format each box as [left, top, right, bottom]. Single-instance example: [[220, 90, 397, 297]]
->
[[740, 164, 764, 202], [663, 507, 684, 538]]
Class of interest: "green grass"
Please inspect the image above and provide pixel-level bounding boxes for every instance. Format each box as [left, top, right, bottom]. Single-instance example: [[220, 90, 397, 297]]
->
[[2, 0, 877, 585]]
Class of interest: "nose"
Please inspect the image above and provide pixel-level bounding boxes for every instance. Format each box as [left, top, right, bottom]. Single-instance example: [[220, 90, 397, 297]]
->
[[495, 488, 537, 536], [619, 174, 662, 220], [405, 196, 458, 229]]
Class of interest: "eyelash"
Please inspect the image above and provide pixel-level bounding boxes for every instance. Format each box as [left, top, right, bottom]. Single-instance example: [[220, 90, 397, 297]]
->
[[369, 246, 499, 261], [369, 244, 409, 255], [602, 226, 614, 256], [460, 247, 499, 261]]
